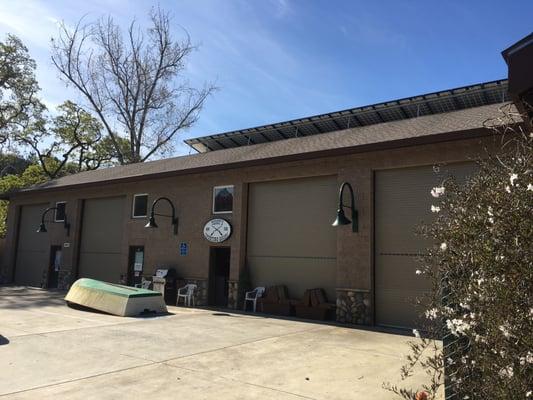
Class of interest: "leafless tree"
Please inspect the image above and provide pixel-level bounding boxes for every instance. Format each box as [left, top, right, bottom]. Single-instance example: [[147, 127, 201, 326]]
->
[[51, 7, 215, 164]]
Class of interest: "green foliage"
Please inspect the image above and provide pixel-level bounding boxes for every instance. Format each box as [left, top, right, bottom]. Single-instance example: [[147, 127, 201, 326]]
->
[[0, 164, 48, 237], [0, 153, 30, 175], [16, 100, 122, 178], [386, 106, 533, 399], [0, 34, 45, 142]]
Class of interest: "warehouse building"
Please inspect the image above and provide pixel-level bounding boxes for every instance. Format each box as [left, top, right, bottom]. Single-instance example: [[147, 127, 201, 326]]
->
[[0, 79, 511, 329]]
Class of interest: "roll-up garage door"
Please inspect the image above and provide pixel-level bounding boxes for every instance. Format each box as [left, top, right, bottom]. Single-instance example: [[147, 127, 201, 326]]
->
[[375, 163, 476, 329], [247, 176, 337, 301], [14, 204, 49, 286], [78, 197, 125, 283]]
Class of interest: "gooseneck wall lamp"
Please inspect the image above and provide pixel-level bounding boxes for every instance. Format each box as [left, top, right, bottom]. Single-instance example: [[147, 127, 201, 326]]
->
[[37, 207, 71, 236], [144, 196, 178, 235], [332, 181, 358, 233]]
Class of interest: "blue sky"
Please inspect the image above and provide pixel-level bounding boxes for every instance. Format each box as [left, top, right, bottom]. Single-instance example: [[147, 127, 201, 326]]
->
[[0, 0, 531, 155]]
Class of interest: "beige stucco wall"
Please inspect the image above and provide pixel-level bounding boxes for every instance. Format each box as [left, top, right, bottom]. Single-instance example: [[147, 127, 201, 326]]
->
[[0, 135, 497, 321]]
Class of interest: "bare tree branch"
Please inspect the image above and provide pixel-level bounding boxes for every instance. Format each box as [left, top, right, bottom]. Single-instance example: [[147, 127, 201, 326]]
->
[[51, 7, 215, 164]]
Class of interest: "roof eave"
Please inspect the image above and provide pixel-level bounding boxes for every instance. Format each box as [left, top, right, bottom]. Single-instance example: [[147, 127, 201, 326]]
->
[[3, 127, 497, 200]]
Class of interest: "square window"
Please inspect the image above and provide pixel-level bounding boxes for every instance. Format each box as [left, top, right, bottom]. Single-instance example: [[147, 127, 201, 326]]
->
[[132, 194, 148, 218], [55, 202, 66, 222], [213, 186, 234, 214]]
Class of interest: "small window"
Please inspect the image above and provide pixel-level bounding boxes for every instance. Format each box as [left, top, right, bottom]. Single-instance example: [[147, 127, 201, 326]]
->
[[55, 202, 66, 222], [132, 194, 148, 218], [213, 185, 234, 214]]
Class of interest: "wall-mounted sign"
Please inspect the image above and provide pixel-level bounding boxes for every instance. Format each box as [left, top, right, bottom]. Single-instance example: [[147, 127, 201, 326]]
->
[[179, 242, 188, 256], [203, 218, 232, 243], [134, 249, 144, 271]]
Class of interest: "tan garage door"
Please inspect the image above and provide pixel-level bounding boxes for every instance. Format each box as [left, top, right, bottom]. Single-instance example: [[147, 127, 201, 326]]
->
[[247, 176, 337, 301], [375, 163, 476, 329], [15, 204, 49, 287], [78, 197, 125, 283]]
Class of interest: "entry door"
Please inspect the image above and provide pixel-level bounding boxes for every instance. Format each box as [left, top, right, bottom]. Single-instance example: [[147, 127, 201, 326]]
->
[[47, 246, 62, 288], [127, 246, 144, 286], [15, 204, 48, 287], [209, 247, 230, 307], [374, 163, 476, 329], [78, 197, 125, 283]]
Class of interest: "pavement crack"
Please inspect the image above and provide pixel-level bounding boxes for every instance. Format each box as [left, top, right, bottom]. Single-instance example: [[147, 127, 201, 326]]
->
[[165, 363, 320, 400], [0, 361, 155, 397], [159, 325, 331, 364]]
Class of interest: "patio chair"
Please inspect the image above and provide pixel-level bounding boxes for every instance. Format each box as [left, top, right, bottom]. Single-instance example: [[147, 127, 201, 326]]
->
[[294, 288, 335, 321], [243, 287, 265, 312], [177, 284, 197, 307], [134, 278, 151, 290]]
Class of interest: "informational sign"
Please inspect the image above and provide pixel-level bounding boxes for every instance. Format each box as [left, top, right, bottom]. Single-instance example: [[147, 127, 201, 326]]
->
[[179, 242, 188, 256], [134, 249, 144, 272]]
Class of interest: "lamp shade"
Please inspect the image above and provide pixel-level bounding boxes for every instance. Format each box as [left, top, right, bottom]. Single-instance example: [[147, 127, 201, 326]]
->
[[144, 216, 158, 229], [332, 208, 351, 227], [36, 223, 47, 233]]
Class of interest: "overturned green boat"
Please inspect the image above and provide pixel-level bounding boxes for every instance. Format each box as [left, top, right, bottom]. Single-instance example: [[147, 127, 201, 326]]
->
[[65, 278, 167, 317]]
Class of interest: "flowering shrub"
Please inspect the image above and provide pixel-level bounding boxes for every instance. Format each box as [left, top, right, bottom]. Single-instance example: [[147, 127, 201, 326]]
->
[[385, 105, 532, 399]]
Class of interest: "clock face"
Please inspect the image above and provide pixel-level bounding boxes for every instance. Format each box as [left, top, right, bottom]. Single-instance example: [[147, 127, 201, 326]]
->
[[203, 218, 232, 243]]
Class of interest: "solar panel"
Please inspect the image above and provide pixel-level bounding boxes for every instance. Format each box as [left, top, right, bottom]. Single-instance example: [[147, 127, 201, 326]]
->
[[185, 80, 510, 153]]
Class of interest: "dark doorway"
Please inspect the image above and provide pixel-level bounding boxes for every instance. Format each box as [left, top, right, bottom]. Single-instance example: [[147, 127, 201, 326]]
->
[[127, 246, 144, 286], [209, 247, 231, 307], [47, 246, 62, 289]]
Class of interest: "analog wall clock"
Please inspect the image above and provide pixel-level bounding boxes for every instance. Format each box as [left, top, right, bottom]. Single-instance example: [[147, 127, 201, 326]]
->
[[203, 218, 232, 243]]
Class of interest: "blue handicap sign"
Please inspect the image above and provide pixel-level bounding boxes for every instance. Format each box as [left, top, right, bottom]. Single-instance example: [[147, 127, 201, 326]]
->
[[179, 242, 188, 256]]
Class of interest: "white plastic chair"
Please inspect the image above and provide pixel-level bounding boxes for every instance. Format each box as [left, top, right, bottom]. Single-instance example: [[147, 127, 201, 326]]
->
[[134, 278, 151, 290], [243, 287, 265, 312], [177, 284, 197, 307]]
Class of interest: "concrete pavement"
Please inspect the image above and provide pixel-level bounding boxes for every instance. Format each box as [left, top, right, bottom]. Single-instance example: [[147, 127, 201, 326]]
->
[[0, 286, 439, 399]]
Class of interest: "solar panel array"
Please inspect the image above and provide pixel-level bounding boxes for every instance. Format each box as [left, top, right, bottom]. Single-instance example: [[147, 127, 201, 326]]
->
[[185, 79, 509, 153]]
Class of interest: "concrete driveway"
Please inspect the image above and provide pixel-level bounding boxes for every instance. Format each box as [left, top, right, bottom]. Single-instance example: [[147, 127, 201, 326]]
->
[[0, 286, 436, 399]]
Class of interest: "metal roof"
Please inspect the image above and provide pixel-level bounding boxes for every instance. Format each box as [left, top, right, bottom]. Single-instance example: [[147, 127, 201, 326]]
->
[[185, 79, 509, 153]]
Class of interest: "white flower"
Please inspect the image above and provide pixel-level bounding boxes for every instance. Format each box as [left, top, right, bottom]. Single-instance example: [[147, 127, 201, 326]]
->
[[519, 351, 533, 365], [431, 205, 441, 213], [498, 365, 514, 379], [440, 242, 447, 251], [446, 318, 471, 336], [412, 329, 421, 338], [415, 269, 422, 275], [528, 183, 533, 191], [527, 390, 532, 397], [510, 173, 518, 186], [459, 302, 471, 310], [499, 325, 511, 338], [487, 206, 494, 216], [431, 186, 445, 198], [425, 308, 438, 320], [505, 185, 511, 193]]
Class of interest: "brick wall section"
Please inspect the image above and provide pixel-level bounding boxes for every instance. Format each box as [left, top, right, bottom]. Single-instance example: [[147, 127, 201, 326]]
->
[[0, 136, 499, 324]]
